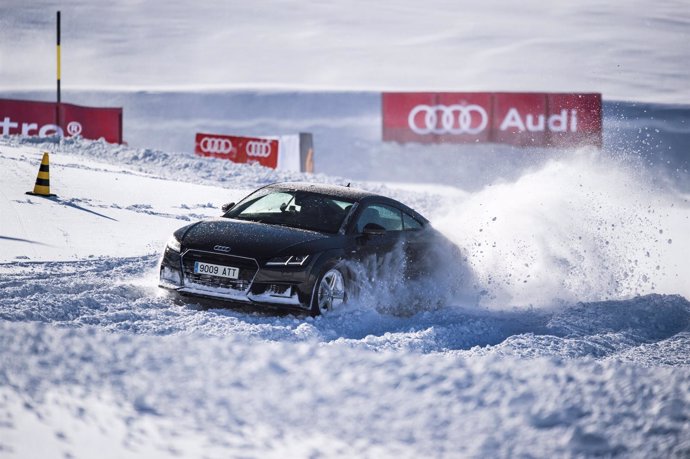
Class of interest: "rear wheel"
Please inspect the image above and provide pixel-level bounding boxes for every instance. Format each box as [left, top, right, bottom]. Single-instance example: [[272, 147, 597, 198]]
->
[[310, 266, 347, 316]]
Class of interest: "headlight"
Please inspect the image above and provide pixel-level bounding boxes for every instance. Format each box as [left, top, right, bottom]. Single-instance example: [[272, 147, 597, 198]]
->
[[166, 235, 182, 253], [266, 255, 310, 266]]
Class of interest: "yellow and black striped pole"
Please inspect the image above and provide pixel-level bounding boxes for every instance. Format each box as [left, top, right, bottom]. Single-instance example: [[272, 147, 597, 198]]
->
[[56, 11, 61, 130], [26, 152, 57, 197], [56, 11, 61, 105]]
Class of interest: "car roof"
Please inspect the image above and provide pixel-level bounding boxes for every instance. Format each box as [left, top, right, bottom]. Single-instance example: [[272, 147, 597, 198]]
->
[[266, 181, 381, 201]]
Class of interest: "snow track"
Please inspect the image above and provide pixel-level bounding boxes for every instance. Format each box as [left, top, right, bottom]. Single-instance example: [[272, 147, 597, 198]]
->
[[1, 256, 688, 361]]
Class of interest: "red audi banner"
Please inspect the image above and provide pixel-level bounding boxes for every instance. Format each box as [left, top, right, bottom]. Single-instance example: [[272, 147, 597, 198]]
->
[[195, 132, 279, 169], [382, 92, 602, 148], [0, 98, 123, 144]]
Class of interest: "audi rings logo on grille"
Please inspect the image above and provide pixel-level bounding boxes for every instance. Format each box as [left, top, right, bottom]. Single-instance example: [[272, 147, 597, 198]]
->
[[213, 245, 231, 253], [199, 137, 234, 154], [408, 104, 489, 135], [246, 141, 273, 158]]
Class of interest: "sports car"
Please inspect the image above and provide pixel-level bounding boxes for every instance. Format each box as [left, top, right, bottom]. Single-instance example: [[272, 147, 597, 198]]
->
[[158, 182, 436, 315]]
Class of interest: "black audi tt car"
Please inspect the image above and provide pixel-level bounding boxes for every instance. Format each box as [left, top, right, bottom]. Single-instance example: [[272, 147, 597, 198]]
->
[[159, 181, 437, 315]]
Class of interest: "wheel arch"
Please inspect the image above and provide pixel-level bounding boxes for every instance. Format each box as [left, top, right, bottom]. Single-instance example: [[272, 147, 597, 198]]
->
[[307, 249, 355, 315]]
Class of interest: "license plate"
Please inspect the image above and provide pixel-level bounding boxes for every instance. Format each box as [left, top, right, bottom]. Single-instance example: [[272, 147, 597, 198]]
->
[[194, 261, 239, 279]]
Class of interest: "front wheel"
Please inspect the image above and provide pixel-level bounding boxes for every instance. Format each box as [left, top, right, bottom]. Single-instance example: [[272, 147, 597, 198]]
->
[[310, 266, 347, 316]]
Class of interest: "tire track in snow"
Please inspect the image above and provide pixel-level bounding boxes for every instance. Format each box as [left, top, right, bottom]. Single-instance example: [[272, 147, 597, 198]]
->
[[0, 256, 688, 362]]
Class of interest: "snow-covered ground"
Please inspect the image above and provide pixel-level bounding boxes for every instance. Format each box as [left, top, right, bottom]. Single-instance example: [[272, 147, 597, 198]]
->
[[1, 136, 689, 458], [2, 1, 690, 457]]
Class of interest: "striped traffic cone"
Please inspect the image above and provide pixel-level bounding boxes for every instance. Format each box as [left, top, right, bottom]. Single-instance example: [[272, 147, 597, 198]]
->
[[26, 152, 57, 197]]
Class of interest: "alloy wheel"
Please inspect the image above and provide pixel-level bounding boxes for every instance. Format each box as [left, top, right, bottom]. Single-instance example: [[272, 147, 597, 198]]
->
[[317, 268, 346, 314]]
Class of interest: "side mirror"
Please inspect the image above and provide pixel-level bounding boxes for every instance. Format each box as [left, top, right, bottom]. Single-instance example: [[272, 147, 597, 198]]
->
[[363, 223, 386, 236], [221, 202, 235, 213]]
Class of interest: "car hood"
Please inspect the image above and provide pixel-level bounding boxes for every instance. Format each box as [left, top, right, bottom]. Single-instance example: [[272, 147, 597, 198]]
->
[[179, 218, 331, 259]]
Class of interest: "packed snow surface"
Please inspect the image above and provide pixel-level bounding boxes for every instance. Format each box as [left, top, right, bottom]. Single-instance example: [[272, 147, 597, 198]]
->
[[1, 136, 689, 458]]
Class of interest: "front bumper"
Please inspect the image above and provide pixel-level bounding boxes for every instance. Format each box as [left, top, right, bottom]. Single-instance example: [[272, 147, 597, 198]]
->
[[158, 247, 313, 310]]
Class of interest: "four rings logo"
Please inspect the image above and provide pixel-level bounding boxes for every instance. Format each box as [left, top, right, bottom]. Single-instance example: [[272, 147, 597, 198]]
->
[[199, 136, 234, 154], [246, 140, 273, 158], [194, 133, 279, 166], [408, 104, 489, 135]]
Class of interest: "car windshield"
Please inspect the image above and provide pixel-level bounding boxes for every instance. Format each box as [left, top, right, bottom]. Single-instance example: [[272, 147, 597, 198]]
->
[[224, 190, 355, 234]]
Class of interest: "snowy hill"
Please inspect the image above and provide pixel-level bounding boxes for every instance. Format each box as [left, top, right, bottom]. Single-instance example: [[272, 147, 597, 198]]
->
[[2, 0, 689, 104]]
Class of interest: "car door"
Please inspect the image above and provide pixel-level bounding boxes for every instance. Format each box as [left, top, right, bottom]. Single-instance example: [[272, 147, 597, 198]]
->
[[399, 210, 431, 278], [348, 202, 405, 271]]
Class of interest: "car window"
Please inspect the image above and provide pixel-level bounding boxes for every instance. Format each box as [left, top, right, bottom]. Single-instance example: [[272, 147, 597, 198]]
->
[[227, 190, 354, 234], [356, 204, 403, 233], [240, 191, 294, 215], [402, 212, 423, 230]]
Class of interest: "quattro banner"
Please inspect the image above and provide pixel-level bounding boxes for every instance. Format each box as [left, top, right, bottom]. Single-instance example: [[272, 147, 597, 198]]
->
[[382, 92, 602, 147], [0, 98, 123, 144]]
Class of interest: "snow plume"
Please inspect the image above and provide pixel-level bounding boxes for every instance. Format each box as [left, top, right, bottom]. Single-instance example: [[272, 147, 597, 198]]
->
[[433, 148, 689, 308], [343, 231, 480, 316]]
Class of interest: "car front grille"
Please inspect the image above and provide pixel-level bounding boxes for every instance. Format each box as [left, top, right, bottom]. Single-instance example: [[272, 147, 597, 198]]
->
[[181, 250, 259, 293]]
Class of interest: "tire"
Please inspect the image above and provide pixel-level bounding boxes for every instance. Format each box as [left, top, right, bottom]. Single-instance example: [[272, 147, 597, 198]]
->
[[310, 265, 347, 316]]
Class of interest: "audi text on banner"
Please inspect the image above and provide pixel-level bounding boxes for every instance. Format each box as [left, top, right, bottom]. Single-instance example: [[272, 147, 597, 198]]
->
[[382, 92, 602, 147]]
